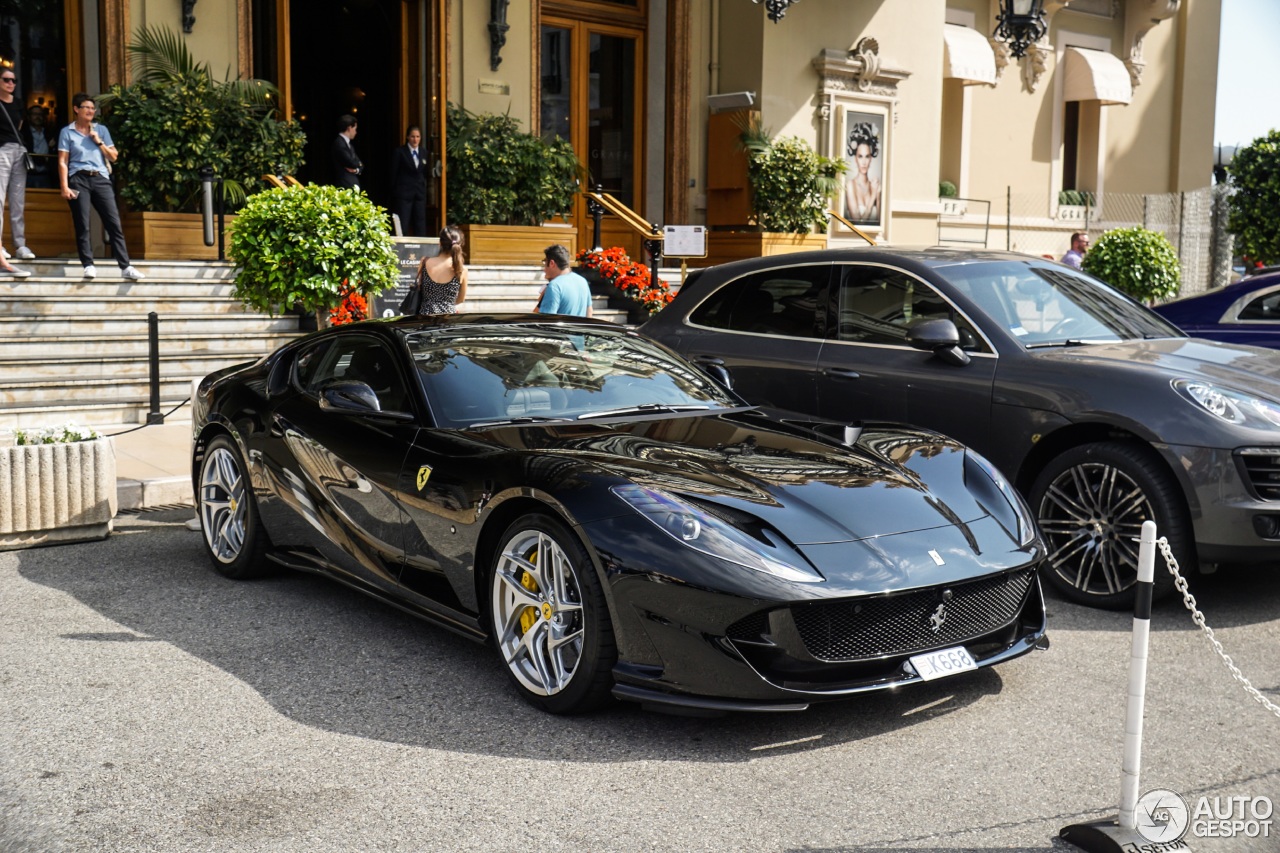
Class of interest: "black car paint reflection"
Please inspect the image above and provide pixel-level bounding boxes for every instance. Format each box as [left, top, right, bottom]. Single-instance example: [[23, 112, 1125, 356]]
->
[[193, 316, 1046, 713]]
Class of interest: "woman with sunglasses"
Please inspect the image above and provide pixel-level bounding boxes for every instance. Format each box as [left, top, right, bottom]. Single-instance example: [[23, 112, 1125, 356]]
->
[[0, 69, 33, 276]]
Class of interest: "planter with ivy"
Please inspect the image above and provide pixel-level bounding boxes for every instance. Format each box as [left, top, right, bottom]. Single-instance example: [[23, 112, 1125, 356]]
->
[[101, 26, 305, 260], [0, 424, 117, 551], [446, 105, 580, 263], [705, 120, 843, 266], [1081, 226, 1181, 304], [228, 184, 399, 330]]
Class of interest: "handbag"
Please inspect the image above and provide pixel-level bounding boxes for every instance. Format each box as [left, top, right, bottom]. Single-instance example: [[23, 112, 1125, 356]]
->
[[398, 271, 424, 315], [0, 103, 34, 171]]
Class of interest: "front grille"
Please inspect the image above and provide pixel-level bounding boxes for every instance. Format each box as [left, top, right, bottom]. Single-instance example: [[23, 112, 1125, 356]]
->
[[1238, 449, 1280, 500], [791, 569, 1034, 662]]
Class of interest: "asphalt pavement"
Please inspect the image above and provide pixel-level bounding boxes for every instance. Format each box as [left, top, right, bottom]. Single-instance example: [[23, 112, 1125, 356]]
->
[[1, 509, 1278, 852]]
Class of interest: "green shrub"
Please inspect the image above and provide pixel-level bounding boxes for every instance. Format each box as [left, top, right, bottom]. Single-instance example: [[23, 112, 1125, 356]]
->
[[1081, 226, 1181, 303], [99, 25, 305, 213], [1058, 190, 1096, 207], [739, 118, 845, 233], [1227, 129, 1280, 265], [939, 181, 958, 198], [445, 104, 580, 226], [229, 184, 399, 316]]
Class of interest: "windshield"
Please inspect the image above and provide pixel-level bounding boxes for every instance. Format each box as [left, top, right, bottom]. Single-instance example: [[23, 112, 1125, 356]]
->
[[405, 325, 743, 428], [939, 262, 1185, 347]]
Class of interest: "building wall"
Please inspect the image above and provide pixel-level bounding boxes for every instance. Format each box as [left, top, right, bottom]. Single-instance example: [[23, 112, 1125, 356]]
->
[[130, 0, 240, 80], [450, 0, 533, 126]]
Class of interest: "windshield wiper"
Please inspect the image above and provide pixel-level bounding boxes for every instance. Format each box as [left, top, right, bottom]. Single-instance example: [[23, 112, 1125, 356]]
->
[[576, 403, 712, 420], [1024, 338, 1100, 349], [467, 415, 568, 428]]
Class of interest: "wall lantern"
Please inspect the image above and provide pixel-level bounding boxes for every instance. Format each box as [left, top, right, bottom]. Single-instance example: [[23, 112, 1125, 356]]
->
[[993, 0, 1047, 59], [181, 0, 197, 33], [489, 0, 510, 71], [750, 0, 800, 24]]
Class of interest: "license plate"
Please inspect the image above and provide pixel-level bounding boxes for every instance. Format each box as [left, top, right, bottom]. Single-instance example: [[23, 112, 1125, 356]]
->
[[909, 646, 977, 681]]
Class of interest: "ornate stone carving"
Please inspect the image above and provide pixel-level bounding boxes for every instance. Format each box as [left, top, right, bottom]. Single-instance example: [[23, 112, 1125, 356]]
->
[[1021, 40, 1050, 93], [848, 37, 881, 92], [1123, 0, 1180, 91], [989, 37, 1012, 83], [812, 44, 910, 100]]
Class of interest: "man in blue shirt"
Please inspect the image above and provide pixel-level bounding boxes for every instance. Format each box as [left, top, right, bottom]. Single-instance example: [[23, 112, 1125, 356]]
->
[[57, 92, 143, 281], [534, 244, 592, 317]]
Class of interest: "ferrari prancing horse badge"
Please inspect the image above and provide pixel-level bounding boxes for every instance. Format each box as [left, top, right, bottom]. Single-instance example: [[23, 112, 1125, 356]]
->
[[416, 465, 433, 490]]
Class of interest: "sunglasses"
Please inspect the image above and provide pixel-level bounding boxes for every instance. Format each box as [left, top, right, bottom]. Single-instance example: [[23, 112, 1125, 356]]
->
[[0, 78, 16, 84]]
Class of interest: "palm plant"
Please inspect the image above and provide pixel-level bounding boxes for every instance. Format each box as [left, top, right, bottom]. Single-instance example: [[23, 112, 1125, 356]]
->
[[98, 25, 305, 213]]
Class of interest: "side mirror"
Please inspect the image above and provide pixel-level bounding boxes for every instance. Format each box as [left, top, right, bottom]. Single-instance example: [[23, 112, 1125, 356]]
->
[[319, 380, 415, 421], [907, 318, 971, 367], [693, 356, 734, 391]]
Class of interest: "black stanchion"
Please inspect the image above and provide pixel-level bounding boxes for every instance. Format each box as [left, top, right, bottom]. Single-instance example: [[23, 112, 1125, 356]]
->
[[145, 312, 164, 425]]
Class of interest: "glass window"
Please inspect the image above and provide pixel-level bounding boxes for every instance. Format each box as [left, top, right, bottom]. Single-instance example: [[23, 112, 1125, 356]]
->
[[1238, 290, 1280, 321], [407, 326, 740, 428], [688, 265, 829, 339], [835, 265, 983, 349], [540, 26, 571, 142], [587, 33, 635, 203], [299, 337, 409, 412]]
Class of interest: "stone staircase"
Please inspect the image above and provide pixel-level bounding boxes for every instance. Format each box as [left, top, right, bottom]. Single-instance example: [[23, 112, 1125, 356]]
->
[[0, 260, 636, 430]]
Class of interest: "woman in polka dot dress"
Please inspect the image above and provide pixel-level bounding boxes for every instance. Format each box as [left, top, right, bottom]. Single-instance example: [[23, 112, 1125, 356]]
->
[[413, 225, 468, 314]]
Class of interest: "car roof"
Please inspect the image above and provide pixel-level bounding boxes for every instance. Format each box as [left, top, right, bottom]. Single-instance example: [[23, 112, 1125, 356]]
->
[[689, 246, 1061, 274]]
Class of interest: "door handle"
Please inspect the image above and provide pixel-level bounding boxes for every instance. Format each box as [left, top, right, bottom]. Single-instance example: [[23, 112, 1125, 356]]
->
[[823, 367, 861, 379]]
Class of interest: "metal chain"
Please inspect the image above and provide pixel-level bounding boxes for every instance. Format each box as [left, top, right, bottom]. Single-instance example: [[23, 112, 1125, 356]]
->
[[1156, 537, 1280, 720]]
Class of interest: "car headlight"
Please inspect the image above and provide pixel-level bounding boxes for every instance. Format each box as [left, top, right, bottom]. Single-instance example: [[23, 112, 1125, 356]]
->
[[963, 449, 1038, 547], [1173, 379, 1280, 429], [610, 484, 823, 583]]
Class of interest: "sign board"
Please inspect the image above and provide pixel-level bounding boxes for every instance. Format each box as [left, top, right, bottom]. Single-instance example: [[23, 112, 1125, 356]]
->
[[372, 238, 438, 319], [663, 225, 707, 258]]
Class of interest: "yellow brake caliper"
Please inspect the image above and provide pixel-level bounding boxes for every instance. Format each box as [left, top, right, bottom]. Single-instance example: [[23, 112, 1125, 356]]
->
[[518, 546, 541, 636]]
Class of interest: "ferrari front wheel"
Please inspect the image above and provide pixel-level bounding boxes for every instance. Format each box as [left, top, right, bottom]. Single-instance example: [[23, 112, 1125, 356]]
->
[[198, 434, 271, 579], [488, 514, 616, 714]]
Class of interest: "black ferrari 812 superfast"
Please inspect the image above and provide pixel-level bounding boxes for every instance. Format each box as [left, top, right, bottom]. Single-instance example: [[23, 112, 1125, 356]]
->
[[192, 315, 1046, 714]]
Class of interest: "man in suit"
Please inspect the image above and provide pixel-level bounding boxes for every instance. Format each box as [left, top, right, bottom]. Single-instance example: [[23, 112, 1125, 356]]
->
[[331, 114, 362, 190], [389, 125, 427, 236], [21, 104, 58, 190]]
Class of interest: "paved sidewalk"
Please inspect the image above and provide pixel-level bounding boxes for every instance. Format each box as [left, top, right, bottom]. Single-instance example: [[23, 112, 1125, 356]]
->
[[106, 419, 194, 511]]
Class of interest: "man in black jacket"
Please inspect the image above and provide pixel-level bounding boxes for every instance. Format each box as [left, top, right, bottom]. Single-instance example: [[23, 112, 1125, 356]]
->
[[389, 125, 427, 236], [21, 104, 58, 190], [331, 114, 362, 190]]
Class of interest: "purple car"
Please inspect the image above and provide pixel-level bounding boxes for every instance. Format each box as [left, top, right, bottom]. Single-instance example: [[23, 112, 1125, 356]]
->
[[1154, 271, 1280, 348]]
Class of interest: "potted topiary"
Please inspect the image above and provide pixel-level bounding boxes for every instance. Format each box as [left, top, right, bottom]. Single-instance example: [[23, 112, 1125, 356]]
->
[[99, 25, 306, 260], [229, 184, 399, 329], [1081, 226, 1181, 305], [0, 422, 116, 550], [445, 104, 581, 263], [704, 117, 844, 265]]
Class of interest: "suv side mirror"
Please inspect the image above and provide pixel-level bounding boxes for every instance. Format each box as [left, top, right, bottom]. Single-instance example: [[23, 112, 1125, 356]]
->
[[693, 355, 734, 391], [907, 318, 971, 367]]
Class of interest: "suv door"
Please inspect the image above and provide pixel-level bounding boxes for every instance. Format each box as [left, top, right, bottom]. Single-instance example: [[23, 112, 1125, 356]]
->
[[665, 262, 832, 416], [817, 263, 998, 443]]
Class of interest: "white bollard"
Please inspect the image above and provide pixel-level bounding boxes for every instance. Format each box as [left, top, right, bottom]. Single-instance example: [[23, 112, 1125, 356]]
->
[[1119, 519, 1158, 830]]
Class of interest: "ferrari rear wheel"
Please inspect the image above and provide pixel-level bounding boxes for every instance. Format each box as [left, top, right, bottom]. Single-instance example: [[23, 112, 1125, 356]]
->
[[198, 434, 271, 579], [489, 514, 616, 714], [1030, 441, 1187, 610]]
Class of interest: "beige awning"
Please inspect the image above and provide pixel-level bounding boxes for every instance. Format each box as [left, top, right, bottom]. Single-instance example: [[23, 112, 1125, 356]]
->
[[942, 24, 997, 85], [1063, 46, 1132, 105]]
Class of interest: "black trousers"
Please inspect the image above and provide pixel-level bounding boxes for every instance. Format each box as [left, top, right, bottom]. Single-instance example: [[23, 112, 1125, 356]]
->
[[66, 170, 131, 268], [392, 193, 427, 237]]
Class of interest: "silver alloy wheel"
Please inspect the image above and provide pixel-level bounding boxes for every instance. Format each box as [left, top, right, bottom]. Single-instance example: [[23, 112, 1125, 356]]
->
[[200, 445, 248, 564], [1037, 461, 1153, 596], [491, 528, 585, 697]]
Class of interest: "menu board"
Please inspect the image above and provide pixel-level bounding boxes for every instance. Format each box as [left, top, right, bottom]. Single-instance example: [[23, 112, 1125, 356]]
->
[[371, 238, 438, 318]]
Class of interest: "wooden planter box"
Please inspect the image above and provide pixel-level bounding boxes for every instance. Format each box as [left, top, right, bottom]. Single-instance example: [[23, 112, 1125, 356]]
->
[[0, 437, 117, 551], [702, 232, 828, 267], [461, 224, 577, 265], [121, 211, 236, 261]]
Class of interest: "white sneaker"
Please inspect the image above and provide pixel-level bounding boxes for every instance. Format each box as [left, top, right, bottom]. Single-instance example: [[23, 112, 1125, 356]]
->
[[122, 265, 145, 281], [83, 265, 97, 279], [13, 246, 35, 260], [0, 247, 8, 259]]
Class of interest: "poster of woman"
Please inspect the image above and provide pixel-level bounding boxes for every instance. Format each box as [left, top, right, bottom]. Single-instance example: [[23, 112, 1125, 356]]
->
[[841, 109, 885, 228]]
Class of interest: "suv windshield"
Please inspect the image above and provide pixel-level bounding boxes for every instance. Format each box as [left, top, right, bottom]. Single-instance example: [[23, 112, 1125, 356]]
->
[[939, 261, 1184, 347], [406, 325, 743, 428]]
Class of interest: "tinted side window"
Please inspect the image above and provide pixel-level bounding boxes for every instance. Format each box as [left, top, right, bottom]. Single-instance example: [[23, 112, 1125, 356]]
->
[[689, 265, 829, 340], [292, 340, 333, 391], [302, 336, 410, 412], [1239, 290, 1280, 320], [835, 265, 985, 350]]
